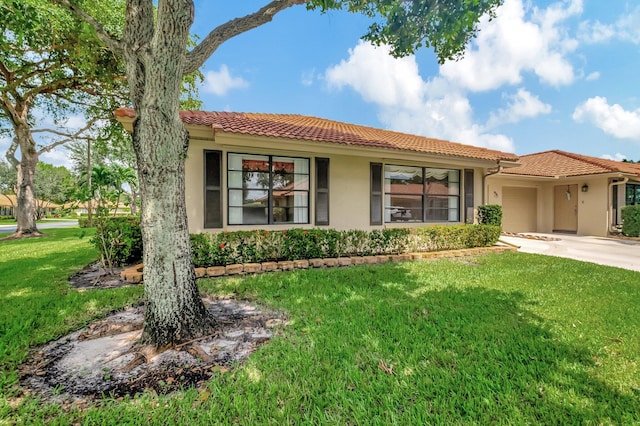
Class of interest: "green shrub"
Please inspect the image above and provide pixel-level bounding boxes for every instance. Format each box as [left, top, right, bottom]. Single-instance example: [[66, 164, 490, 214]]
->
[[90, 221, 503, 269], [621, 205, 640, 237], [91, 216, 142, 270], [78, 217, 95, 228], [478, 204, 503, 227], [190, 225, 499, 267]]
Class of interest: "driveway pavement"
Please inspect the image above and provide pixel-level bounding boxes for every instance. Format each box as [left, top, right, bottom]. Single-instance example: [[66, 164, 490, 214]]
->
[[499, 233, 640, 272], [0, 220, 78, 234]]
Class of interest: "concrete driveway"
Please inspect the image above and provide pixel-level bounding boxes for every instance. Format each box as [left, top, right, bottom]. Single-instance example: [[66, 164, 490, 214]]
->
[[0, 220, 78, 234], [499, 233, 640, 272]]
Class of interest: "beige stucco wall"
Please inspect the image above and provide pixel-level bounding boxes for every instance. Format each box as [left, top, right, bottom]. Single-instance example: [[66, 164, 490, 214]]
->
[[183, 131, 494, 234], [488, 174, 614, 237]]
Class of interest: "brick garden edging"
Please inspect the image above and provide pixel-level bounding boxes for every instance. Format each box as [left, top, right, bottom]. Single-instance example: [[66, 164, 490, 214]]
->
[[120, 246, 516, 284]]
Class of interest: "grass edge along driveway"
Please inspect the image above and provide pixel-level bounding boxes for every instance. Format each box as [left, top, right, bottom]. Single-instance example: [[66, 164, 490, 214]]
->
[[1, 228, 639, 424]]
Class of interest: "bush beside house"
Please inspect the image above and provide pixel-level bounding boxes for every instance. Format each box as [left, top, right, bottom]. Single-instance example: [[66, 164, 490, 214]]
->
[[191, 225, 500, 267], [91, 216, 143, 269], [621, 205, 640, 237], [90, 217, 500, 267], [477, 204, 503, 227]]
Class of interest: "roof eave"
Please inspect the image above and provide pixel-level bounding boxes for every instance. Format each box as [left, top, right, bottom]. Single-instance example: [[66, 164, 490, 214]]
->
[[214, 131, 513, 166]]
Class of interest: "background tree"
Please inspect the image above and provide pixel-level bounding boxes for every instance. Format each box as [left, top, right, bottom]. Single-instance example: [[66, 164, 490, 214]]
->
[[0, 0, 128, 237], [33, 162, 75, 218], [58, 0, 503, 347]]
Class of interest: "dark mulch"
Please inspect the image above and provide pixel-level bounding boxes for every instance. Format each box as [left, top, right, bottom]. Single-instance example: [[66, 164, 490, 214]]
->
[[68, 261, 132, 289]]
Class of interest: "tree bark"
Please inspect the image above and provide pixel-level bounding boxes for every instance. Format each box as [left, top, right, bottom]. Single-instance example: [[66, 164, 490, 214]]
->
[[126, 0, 209, 346], [11, 124, 42, 237]]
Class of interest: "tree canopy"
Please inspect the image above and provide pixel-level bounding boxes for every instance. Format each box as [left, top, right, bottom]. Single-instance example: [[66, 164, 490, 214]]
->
[[0, 0, 128, 236]]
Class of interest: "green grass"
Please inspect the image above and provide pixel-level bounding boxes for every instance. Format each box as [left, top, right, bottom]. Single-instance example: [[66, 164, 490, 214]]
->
[[0, 228, 142, 397], [2, 231, 639, 424]]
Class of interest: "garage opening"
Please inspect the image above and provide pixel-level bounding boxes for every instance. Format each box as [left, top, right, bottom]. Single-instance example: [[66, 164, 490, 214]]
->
[[502, 186, 537, 233]]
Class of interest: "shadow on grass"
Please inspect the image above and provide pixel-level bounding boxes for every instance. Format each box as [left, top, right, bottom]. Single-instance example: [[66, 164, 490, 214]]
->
[[194, 261, 639, 424]]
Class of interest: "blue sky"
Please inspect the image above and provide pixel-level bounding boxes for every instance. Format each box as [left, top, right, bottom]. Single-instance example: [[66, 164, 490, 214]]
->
[[22, 0, 640, 167], [188, 0, 640, 162]]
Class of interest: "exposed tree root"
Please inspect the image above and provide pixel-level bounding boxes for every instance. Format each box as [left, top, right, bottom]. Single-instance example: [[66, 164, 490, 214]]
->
[[19, 298, 288, 405], [1, 230, 45, 241]]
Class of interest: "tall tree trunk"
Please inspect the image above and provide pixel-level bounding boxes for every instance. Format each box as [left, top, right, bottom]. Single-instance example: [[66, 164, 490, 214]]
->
[[129, 188, 137, 216], [128, 0, 208, 346], [12, 125, 42, 237], [135, 111, 208, 345]]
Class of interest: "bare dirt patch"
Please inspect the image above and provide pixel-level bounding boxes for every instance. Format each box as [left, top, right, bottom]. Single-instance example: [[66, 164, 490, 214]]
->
[[20, 298, 287, 404], [68, 261, 131, 290]]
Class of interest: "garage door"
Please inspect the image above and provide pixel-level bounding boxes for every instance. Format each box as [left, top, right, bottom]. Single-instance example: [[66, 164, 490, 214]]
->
[[502, 187, 537, 233]]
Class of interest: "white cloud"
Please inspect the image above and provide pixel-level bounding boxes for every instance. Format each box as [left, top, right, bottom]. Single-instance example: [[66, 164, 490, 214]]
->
[[579, 5, 640, 44], [327, 43, 424, 109], [61, 115, 86, 130], [601, 153, 628, 162], [573, 96, 640, 140], [301, 68, 316, 87], [0, 136, 10, 151], [585, 71, 600, 81], [440, 0, 581, 91], [486, 89, 552, 129], [325, 42, 515, 152], [39, 146, 74, 169], [203, 65, 249, 96]]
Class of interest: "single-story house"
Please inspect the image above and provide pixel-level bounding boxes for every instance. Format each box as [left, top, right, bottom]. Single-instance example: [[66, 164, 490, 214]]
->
[[487, 150, 640, 237], [64, 201, 131, 217], [0, 194, 61, 218], [115, 108, 519, 233], [0, 194, 14, 217]]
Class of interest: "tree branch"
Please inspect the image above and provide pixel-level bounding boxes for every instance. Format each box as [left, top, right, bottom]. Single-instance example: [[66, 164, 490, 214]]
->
[[0, 60, 13, 86], [6, 139, 19, 168], [53, 0, 125, 56], [0, 93, 22, 126], [36, 117, 101, 155], [183, 0, 304, 75]]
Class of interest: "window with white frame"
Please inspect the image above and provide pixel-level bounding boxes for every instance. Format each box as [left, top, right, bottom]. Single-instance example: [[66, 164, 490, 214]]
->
[[383, 165, 460, 223], [227, 153, 309, 225]]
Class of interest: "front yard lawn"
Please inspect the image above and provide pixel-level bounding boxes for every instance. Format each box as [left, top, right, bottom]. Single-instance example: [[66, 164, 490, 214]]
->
[[2, 229, 639, 424]]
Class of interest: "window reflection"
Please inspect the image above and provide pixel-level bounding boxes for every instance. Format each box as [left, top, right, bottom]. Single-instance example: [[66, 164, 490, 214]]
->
[[228, 154, 310, 225], [384, 165, 460, 223]]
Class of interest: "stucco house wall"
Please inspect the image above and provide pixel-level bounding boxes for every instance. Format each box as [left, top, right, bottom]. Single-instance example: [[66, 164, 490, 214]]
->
[[488, 174, 611, 236], [187, 135, 490, 233], [487, 150, 640, 237], [116, 108, 519, 235]]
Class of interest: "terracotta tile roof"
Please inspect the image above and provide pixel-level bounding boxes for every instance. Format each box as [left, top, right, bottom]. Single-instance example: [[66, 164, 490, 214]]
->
[[0, 194, 61, 208], [501, 150, 640, 177], [114, 108, 517, 163]]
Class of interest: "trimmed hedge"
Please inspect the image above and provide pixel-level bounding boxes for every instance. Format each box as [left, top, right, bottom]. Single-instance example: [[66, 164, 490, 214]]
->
[[621, 205, 640, 237], [190, 225, 501, 267], [478, 204, 502, 227], [93, 216, 501, 268]]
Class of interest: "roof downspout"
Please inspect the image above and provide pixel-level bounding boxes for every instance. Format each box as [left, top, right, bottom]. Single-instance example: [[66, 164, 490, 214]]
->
[[483, 162, 503, 205], [608, 177, 629, 233]]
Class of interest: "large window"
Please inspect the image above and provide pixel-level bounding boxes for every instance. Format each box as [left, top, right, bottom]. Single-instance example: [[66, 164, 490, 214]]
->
[[383, 165, 460, 223], [626, 183, 640, 206], [227, 153, 309, 225]]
